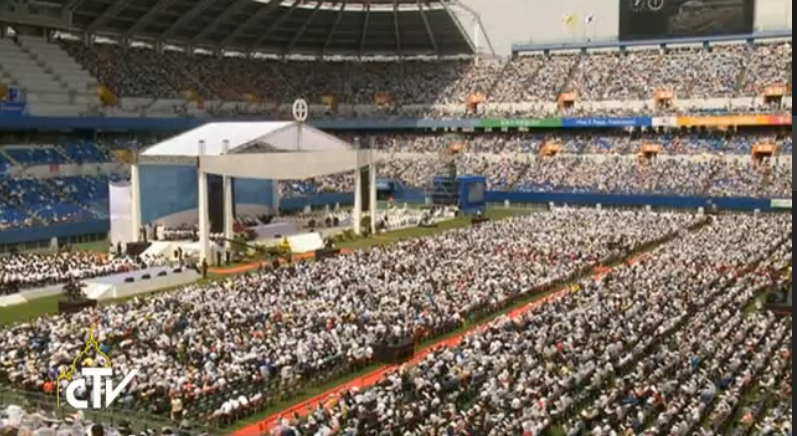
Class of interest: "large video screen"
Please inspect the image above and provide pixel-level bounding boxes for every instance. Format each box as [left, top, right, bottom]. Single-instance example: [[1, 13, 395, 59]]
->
[[468, 182, 485, 203], [619, 0, 755, 41]]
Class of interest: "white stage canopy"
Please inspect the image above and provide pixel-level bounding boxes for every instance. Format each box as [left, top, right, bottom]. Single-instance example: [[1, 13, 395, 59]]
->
[[143, 121, 354, 156], [140, 121, 381, 177], [133, 120, 382, 263]]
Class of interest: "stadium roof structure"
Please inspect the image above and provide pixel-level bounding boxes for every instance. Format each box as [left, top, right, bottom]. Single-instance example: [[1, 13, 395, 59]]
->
[[56, 0, 476, 55]]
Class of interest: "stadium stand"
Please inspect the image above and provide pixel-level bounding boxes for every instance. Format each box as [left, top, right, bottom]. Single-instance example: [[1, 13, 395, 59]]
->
[[0, 37, 99, 117], [37, 39, 791, 118], [0, 1, 792, 434]]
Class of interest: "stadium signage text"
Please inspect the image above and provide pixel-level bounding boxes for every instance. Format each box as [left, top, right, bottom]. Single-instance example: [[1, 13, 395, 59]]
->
[[561, 117, 651, 128], [0, 102, 27, 117], [479, 118, 562, 128]]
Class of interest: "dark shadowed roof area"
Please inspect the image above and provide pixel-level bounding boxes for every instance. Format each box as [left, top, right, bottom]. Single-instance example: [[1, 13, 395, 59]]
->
[[58, 0, 474, 55]]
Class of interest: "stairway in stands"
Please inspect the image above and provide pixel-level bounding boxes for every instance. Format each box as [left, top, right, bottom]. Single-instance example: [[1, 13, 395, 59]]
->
[[0, 37, 100, 116], [507, 162, 530, 190]]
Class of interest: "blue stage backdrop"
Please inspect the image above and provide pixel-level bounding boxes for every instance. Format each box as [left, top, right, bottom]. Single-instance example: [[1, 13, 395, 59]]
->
[[140, 166, 275, 223]]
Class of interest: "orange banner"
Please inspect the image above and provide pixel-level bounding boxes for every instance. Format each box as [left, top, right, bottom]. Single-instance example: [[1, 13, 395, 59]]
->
[[558, 92, 577, 102], [655, 90, 674, 100], [375, 93, 393, 106], [764, 84, 787, 97], [677, 115, 770, 127], [752, 143, 776, 154], [641, 143, 662, 153]]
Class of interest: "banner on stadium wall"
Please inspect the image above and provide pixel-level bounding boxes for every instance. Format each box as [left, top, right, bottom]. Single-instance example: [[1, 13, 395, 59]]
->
[[652, 117, 678, 128], [561, 117, 652, 128], [479, 118, 562, 128], [766, 115, 792, 126], [0, 101, 27, 117], [771, 199, 792, 209], [677, 115, 773, 127]]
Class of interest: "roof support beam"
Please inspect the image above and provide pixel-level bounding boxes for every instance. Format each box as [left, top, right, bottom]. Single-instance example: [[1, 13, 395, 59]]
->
[[358, 2, 370, 56], [158, 0, 217, 41], [393, 0, 401, 56], [417, 1, 439, 56], [86, 0, 136, 32], [191, 0, 251, 44], [64, 0, 89, 13], [445, 0, 489, 55], [285, 0, 323, 54], [124, 0, 180, 38], [217, 0, 282, 47], [249, 0, 300, 50], [321, 1, 346, 57]]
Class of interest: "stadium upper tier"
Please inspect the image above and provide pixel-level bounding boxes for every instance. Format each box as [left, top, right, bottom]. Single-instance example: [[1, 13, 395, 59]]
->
[[60, 39, 790, 103], [0, 35, 790, 118]]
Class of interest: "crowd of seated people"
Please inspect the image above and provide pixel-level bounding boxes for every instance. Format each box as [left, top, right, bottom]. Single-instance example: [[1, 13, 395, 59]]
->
[[0, 401, 206, 436], [58, 140, 114, 164], [0, 176, 110, 229], [366, 131, 791, 155], [0, 251, 144, 294], [278, 173, 355, 198], [57, 38, 791, 108], [386, 154, 792, 198], [262, 214, 790, 435], [0, 209, 698, 424]]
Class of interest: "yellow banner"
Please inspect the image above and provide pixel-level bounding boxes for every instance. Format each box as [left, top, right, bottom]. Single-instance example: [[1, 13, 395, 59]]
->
[[677, 115, 770, 127], [113, 150, 133, 164], [96, 86, 118, 106]]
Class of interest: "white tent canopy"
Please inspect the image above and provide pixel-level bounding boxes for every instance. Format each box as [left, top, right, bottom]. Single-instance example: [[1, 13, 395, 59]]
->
[[132, 121, 380, 264], [141, 121, 355, 156]]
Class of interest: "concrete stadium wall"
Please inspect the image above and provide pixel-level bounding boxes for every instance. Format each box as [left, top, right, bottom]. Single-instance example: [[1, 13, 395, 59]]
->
[[460, 0, 791, 55], [486, 191, 789, 211], [755, 0, 792, 32]]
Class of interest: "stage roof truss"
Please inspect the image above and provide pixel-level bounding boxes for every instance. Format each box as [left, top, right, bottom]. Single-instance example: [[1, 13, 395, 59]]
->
[[139, 120, 384, 180]]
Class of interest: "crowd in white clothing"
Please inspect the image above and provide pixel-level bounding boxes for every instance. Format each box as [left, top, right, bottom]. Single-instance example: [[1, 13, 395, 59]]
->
[[266, 214, 791, 436], [0, 252, 144, 294], [0, 209, 697, 426], [58, 39, 791, 108]]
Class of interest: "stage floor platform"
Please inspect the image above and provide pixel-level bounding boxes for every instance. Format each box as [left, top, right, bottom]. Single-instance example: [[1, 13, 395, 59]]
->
[[89, 266, 174, 285]]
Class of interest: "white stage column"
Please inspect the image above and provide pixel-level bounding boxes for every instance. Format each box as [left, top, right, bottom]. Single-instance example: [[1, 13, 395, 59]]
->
[[198, 169, 210, 264], [223, 176, 234, 250], [368, 159, 377, 235], [353, 165, 362, 235], [130, 162, 142, 242], [197, 140, 210, 264]]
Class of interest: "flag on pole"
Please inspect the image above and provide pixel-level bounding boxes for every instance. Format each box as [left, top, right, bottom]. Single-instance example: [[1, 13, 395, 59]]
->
[[563, 13, 576, 34]]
